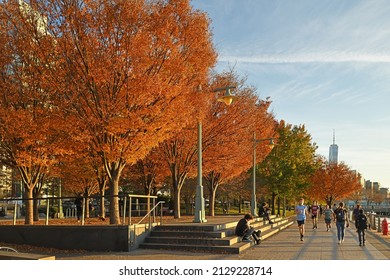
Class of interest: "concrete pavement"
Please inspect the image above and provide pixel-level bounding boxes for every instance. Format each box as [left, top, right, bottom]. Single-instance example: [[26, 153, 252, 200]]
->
[[56, 218, 390, 260]]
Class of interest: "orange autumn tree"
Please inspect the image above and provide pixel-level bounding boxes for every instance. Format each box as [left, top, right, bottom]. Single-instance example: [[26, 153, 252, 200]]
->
[[157, 124, 202, 219], [39, 0, 217, 224], [202, 78, 276, 216], [124, 147, 170, 212], [60, 156, 100, 218], [0, 1, 70, 224], [309, 157, 362, 207]]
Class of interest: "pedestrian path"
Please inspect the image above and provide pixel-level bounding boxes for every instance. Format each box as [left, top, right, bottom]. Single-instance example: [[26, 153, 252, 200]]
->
[[57, 218, 389, 260], [236, 223, 389, 260]]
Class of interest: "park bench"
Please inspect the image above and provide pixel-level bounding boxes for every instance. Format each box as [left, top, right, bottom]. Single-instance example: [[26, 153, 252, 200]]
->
[[0, 247, 55, 260]]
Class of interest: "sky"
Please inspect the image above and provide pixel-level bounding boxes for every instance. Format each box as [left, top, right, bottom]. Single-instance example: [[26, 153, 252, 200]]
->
[[191, 0, 390, 189]]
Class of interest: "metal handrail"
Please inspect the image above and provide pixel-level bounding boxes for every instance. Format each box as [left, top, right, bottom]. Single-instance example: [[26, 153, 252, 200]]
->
[[128, 201, 165, 250], [137, 200, 165, 225]]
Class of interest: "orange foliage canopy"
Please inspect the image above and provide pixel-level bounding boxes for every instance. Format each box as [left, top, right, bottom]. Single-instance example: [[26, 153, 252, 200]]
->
[[309, 159, 362, 206], [49, 0, 217, 223], [0, 1, 72, 224], [0, 0, 217, 224]]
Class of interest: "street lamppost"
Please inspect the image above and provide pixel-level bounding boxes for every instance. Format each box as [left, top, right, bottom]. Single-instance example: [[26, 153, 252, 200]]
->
[[194, 86, 235, 223], [252, 134, 275, 216]]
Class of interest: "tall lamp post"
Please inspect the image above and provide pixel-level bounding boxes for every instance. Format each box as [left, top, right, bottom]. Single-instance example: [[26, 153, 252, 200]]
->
[[252, 134, 275, 216], [194, 86, 235, 223]]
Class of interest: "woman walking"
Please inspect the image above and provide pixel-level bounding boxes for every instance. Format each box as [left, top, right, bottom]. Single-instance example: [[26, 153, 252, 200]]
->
[[333, 202, 350, 244]]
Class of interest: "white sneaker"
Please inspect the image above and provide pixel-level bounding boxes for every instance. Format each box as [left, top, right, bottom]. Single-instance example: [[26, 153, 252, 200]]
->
[[338, 240, 341, 244]]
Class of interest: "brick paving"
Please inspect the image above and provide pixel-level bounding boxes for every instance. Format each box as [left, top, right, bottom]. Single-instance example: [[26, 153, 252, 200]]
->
[[56, 217, 389, 260]]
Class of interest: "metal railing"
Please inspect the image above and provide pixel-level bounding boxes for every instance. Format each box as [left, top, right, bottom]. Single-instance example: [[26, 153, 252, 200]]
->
[[0, 194, 165, 226], [128, 200, 165, 249]]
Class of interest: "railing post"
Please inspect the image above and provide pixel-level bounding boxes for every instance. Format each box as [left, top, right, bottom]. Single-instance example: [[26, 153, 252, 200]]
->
[[128, 197, 132, 226], [371, 214, 376, 230], [81, 197, 85, 226], [45, 198, 50, 225], [122, 196, 127, 224], [160, 201, 164, 225], [13, 202, 17, 225], [152, 198, 156, 223], [377, 216, 381, 233]]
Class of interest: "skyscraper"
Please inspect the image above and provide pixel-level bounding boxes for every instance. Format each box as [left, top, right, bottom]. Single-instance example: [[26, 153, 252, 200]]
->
[[329, 130, 338, 163]]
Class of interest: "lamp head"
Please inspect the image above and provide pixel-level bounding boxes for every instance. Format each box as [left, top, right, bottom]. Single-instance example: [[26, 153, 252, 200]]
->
[[214, 86, 236, 106], [269, 139, 275, 149]]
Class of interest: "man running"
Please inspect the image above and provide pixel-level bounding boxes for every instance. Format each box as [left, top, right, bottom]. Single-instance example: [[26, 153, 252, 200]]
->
[[311, 201, 319, 229], [295, 198, 308, 241]]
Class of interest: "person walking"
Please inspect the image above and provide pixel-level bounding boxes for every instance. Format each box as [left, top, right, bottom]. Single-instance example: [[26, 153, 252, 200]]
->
[[356, 209, 368, 246], [352, 204, 361, 231], [333, 202, 350, 244], [74, 194, 83, 222], [311, 201, 319, 229], [295, 198, 308, 241], [235, 214, 262, 245], [323, 204, 333, 231]]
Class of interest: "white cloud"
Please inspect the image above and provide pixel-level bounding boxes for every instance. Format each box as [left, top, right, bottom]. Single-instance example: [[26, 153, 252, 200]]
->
[[219, 52, 390, 64]]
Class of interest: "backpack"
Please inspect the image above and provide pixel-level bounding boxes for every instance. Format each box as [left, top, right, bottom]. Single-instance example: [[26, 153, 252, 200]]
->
[[335, 208, 346, 222], [357, 214, 367, 229]]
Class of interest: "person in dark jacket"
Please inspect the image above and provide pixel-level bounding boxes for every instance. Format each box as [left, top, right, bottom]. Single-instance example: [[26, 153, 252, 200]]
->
[[352, 204, 361, 230], [333, 202, 350, 244], [74, 194, 83, 221], [258, 202, 274, 224], [356, 209, 368, 246], [235, 214, 261, 245]]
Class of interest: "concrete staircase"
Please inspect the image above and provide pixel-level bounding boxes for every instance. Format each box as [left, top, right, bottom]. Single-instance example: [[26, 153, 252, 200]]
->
[[139, 215, 294, 254]]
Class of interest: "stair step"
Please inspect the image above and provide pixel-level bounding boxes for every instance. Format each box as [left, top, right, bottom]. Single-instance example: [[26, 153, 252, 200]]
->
[[138, 216, 294, 254], [144, 236, 239, 246]]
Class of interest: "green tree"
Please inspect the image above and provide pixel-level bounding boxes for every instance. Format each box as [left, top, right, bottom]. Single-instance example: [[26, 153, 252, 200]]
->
[[259, 121, 318, 214]]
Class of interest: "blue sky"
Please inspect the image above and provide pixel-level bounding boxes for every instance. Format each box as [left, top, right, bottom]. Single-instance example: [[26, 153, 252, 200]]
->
[[191, 0, 390, 189]]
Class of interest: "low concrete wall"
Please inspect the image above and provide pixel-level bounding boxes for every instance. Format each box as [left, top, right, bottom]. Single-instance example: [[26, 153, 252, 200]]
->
[[0, 224, 155, 252]]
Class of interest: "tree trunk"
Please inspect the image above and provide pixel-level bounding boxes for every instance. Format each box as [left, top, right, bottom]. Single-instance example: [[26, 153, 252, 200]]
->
[[24, 187, 34, 225], [109, 176, 120, 224], [208, 188, 217, 216], [170, 163, 187, 219], [98, 176, 107, 219], [104, 158, 125, 224], [33, 188, 40, 221], [173, 187, 181, 219], [271, 192, 276, 215]]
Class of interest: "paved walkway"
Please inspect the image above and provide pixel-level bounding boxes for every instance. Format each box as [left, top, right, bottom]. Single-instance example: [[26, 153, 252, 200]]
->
[[57, 218, 390, 260]]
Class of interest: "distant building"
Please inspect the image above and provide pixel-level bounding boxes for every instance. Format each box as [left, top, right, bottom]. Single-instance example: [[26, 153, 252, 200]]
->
[[365, 180, 373, 192], [379, 187, 389, 198], [329, 131, 338, 163], [373, 182, 381, 192], [352, 170, 364, 189]]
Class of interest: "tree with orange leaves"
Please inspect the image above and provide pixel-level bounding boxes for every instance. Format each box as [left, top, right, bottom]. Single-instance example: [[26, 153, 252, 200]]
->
[[0, 1, 71, 224], [309, 158, 362, 207], [60, 155, 100, 218], [202, 74, 276, 216], [23, 0, 217, 224]]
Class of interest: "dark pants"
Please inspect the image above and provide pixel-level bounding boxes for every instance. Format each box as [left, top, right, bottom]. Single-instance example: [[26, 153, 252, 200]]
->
[[242, 227, 261, 241], [358, 228, 366, 244]]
